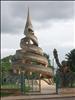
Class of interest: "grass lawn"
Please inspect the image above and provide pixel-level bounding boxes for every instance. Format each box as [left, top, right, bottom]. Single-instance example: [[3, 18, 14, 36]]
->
[[1, 83, 20, 89]]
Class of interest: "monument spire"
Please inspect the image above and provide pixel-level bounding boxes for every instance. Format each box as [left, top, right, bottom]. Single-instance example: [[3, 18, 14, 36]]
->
[[24, 8, 33, 35]]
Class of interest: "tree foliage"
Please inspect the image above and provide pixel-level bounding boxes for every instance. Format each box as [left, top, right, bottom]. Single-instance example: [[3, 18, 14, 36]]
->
[[43, 53, 51, 67], [66, 49, 75, 72], [1, 55, 12, 72]]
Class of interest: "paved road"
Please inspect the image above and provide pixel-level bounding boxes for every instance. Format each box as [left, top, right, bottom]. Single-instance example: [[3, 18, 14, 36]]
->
[[51, 97, 75, 100], [20, 97, 75, 100], [1, 96, 75, 100], [46, 98, 75, 100]]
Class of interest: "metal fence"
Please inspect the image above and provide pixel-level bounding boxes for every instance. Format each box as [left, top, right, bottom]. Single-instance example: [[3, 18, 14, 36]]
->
[[56, 69, 75, 94]]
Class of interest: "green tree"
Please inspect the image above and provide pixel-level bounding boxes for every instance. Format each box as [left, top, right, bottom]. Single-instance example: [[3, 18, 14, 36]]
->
[[1, 55, 13, 84], [43, 53, 51, 67], [66, 49, 75, 72], [1, 55, 12, 71]]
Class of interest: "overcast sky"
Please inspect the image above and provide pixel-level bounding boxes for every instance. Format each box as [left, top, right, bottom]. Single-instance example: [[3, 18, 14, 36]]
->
[[1, 1, 75, 65]]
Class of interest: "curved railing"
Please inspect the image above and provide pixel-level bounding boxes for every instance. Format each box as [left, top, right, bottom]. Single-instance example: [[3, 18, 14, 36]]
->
[[12, 30, 53, 78]]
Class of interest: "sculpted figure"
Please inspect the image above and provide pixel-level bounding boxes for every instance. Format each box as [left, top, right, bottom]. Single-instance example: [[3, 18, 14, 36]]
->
[[53, 49, 71, 87]]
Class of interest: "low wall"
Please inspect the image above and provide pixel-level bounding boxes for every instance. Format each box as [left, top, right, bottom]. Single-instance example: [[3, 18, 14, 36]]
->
[[58, 88, 75, 94], [1, 89, 21, 95]]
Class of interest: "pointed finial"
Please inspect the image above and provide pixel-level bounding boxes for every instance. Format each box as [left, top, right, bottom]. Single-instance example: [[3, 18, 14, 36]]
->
[[27, 7, 29, 20], [24, 8, 33, 35]]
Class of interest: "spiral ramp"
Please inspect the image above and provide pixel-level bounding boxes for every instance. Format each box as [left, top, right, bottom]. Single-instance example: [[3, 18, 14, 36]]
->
[[12, 8, 53, 82]]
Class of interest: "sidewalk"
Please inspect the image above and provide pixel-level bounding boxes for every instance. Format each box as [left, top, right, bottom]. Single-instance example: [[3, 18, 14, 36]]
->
[[1, 94, 75, 100]]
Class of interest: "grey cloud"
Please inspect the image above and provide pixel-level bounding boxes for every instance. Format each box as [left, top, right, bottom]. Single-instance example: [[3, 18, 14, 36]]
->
[[1, 1, 75, 34], [10, 1, 74, 20], [1, 15, 24, 34]]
